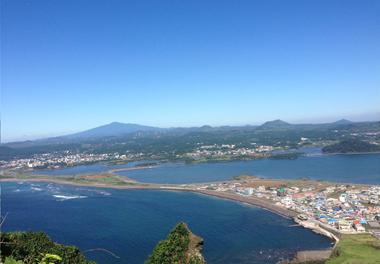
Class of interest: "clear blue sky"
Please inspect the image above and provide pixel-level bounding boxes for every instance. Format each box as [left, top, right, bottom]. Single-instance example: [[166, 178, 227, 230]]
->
[[1, 0, 379, 142]]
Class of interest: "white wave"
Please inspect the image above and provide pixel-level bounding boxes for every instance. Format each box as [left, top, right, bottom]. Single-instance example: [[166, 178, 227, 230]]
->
[[31, 187, 43, 191], [53, 195, 87, 200], [47, 186, 60, 191], [74, 188, 111, 196]]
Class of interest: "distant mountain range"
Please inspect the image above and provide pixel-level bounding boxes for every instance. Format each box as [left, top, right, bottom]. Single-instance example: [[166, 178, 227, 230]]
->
[[62, 119, 353, 139], [2, 118, 379, 161], [3, 118, 378, 145]]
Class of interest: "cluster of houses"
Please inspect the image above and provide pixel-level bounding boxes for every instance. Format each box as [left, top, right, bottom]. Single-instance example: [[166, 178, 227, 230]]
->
[[195, 181, 380, 234], [277, 185, 380, 233], [184, 144, 275, 160], [0, 152, 130, 170]]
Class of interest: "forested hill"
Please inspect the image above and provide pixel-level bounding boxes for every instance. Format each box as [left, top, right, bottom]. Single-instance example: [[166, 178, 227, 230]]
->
[[322, 139, 380, 154]]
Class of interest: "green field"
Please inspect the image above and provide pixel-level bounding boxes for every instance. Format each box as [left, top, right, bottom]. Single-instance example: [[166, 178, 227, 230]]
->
[[67, 173, 130, 185], [1, 170, 134, 186], [326, 234, 380, 264]]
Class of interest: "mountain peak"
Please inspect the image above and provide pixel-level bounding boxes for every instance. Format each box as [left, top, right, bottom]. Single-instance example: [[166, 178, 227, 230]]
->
[[260, 119, 290, 129], [109, 121, 123, 125], [66, 122, 159, 139], [333, 119, 353, 125]]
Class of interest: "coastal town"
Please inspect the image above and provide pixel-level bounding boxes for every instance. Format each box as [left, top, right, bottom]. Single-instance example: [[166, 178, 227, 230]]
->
[[182, 177, 380, 239], [183, 144, 276, 160], [0, 143, 281, 170], [0, 152, 131, 170], [1, 153, 380, 240], [1, 163, 380, 263], [3, 161, 380, 242]]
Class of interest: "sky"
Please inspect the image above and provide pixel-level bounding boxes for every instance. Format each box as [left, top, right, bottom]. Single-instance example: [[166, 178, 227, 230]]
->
[[1, 0, 379, 142]]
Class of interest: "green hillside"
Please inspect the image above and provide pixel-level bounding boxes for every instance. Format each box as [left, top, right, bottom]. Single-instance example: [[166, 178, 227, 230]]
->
[[326, 234, 380, 264], [145, 222, 205, 264]]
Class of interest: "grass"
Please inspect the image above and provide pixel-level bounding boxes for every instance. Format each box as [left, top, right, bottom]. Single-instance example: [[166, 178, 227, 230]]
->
[[1, 170, 136, 187], [326, 234, 380, 264], [0, 170, 31, 179], [70, 173, 128, 185]]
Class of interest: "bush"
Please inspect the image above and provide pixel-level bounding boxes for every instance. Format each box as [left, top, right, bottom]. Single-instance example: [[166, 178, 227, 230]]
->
[[4, 257, 24, 264], [0, 232, 94, 264]]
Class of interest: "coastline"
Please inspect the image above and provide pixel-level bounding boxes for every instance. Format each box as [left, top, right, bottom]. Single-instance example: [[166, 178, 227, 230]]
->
[[0, 177, 297, 218], [0, 177, 337, 262], [193, 189, 297, 219], [321, 150, 380, 156], [0, 177, 330, 227]]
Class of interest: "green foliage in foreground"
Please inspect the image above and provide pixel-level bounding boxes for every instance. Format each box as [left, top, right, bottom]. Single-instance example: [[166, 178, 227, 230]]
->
[[4, 257, 24, 264], [326, 234, 380, 264], [0, 232, 94, 264], [145, 222, 205, 264]]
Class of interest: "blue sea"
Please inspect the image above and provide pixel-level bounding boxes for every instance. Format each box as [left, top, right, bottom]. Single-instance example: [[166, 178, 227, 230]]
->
[[1, 182, 332, 264], [35, 153, 380, 184], [120, 153, 380, 184], [13, 153, 379, 263]]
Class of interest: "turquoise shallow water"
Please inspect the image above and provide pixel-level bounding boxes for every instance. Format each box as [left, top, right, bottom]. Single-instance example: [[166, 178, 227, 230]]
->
[[1, 182, 332, 264]]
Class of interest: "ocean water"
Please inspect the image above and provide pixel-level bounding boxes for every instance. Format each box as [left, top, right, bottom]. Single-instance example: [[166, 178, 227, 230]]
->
[[1, 182, 332, 264], [119, 153, 380, 184], [33, 161, 151, 176], [32, 153, 380, 184], [33, 163, 109, 175]]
